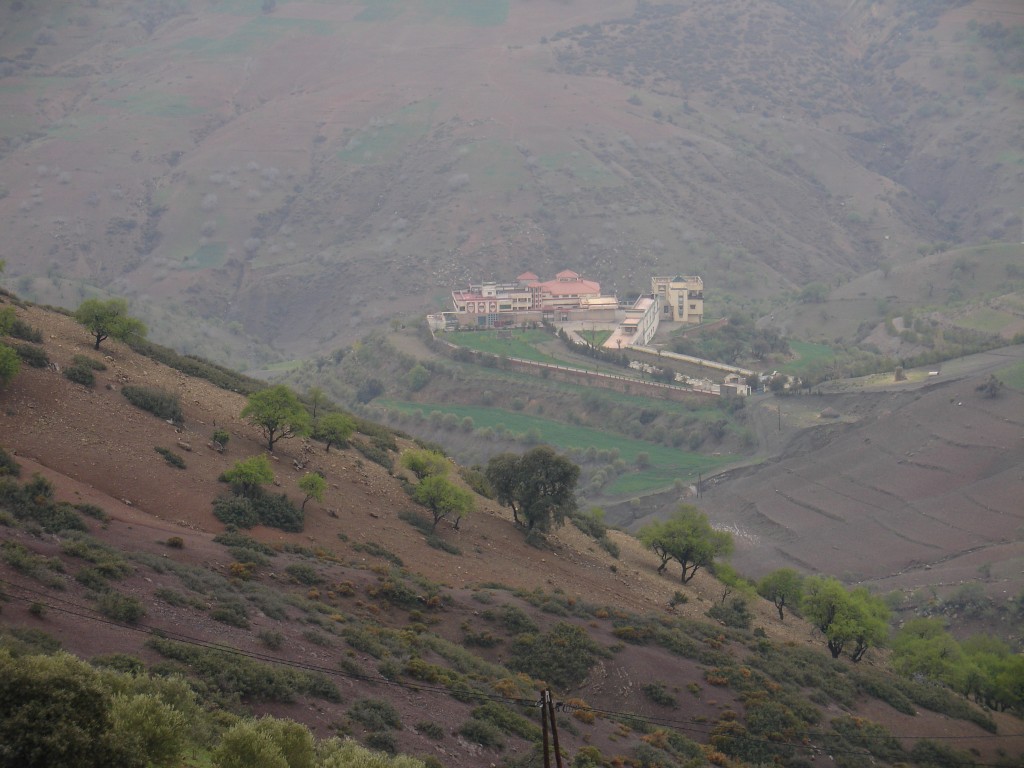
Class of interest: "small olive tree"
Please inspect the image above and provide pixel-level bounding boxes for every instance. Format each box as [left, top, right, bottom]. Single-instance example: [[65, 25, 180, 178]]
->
[[74, 298, 146, 350]]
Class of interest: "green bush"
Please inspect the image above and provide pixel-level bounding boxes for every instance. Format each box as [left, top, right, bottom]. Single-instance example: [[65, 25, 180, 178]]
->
[[72, 354, 107, 371], [121, 385, 183, 423], [397, 508, 433, 535], [348, 698, 401, 730], [212, 496, 259, 529], [211, 602, 249, 629], [471, 701, 541, 740], [364, 732, 397, 754], [351, 541, 403, 566], [258, 630, 284, 650], [14, 343, 48, 368], [154, 447, 186, 469], [509, 622, 604, 689], [707, 598, 752, 630], [500, 605, 538, 635], [8, 319, 43, 343], [642, 683, 678, 708], [285, 563, 323, 585], [213, 531, 276, 555], [211, 428, 230, 448], [416, 721, 445, 740], [97, 592, 146, 623], [457, 719, 505, 750], [0, 446, 20, 477], [352, 439, 393, 471], [63, 365, 95, 387], [426, 535, 461, 555]]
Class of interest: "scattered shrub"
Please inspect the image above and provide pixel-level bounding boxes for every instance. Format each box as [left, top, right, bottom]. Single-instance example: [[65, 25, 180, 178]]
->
[[211, 601, 249, 628], [426, 535, 461, 555], [0, 446, 20, 477], [349, 698, 401, 730], [458, 718, 505, 750], [154, 447, 186, 469], [8, 319, 43, 343], [165, 536, 184, 549], [351, 541, 403, 567], [642, 683, 678, 708], [121, 385, 183, 423], [63, 364, 95, 387], [14, 343, 48, 368], [96, 592, 145, 623], [416, 721, 445, 740], [259, 630, 284, 650], [72, 354, 106, 371], [286, 563, 324, 585], [211, 428, 230, 449]]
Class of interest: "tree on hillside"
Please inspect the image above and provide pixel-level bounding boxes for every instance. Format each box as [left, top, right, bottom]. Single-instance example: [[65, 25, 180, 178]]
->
[[758, 568, 804, 621], [0, 344, 19, 388], [313, 411, 355, 453], [400, 448, 448, 480], [306, 386, 327, 420], [222, 455, 275, 498], [241, 385, 310, 451], [801, 577, 890, 661], [0, 651, 129, 768], [891, 618, 970, 691], [413, 474, 474, 531], [298, 472, 326, 513], [74, 298, 147, 350], [637, 505, 734, 584], [485, 446, 580, 533]]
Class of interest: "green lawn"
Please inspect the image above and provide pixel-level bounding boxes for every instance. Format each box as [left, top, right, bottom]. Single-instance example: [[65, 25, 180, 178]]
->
[[444, 329, 567, 365], [955, 307, 1016, 335], [379, 400, 735, 496], [997, 361, 1024, 392], [778, 341, 836, 376]]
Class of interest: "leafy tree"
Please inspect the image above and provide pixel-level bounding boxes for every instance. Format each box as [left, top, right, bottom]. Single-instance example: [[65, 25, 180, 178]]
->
[[400, 449, 448, 480], [222, 455, 275, 498], [976, 374, 1003, 398], [241, 385, 310, 451], [637, 505, 733, 583], [892, 618, 970, 691], [314, 411, 355, 453], [412, 475, 474, 531], [109, 693, 187, 768], [485, 446, 580, 533], [758, 568, 804, 621], [0, 650, 128, 768], [298, 472, 326, 512], [0, 343, 19, 388], [0, 306, 14, 335], [73, 298, 147, 350], [306, 386, 326, 420], [801, 577, 890, 661], [404, 364, 430, 392]]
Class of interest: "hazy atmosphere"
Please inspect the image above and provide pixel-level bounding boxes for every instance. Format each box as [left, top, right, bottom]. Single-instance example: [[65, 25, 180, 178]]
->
[[1, 2, 1022, 767]]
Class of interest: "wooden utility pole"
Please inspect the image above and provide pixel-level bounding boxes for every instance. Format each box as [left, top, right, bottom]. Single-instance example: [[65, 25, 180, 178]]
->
[[539, 689, 564, 768]]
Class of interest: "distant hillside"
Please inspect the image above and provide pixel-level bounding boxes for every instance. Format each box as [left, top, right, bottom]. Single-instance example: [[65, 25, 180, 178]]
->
[[0, 0, 1021, 367]]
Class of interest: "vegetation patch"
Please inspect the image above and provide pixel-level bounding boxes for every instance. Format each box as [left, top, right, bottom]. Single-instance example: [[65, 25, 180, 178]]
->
[[121, 385, 183, 423], [154, 446, 186, 469]]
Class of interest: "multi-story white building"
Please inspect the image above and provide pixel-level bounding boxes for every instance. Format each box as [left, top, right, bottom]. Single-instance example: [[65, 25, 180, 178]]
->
[[651, 275, 704, 323], [448, 270, 617, 327]]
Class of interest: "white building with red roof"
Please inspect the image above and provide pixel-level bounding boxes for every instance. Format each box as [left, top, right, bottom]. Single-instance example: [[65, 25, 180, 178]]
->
[[447, 269, 614, 328]]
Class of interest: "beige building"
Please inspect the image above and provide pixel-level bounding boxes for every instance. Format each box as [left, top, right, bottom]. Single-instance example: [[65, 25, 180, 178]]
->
[[651, 276, 704, 323]]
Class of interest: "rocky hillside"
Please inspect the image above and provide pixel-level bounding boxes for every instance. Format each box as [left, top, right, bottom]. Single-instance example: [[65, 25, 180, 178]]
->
[[2, 296, 1022, 766]]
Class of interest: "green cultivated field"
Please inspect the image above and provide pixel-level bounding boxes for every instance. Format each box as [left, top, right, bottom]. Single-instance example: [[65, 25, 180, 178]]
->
[[998, 361, 1024, 392], [379, 400, 735, 496]]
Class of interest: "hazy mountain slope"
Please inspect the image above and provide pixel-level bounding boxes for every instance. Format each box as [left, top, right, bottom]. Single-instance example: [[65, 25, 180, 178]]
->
[[0, 0, 1020, 366]]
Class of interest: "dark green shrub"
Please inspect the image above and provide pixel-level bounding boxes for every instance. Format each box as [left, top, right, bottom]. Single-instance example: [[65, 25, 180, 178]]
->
[[471, 701, 541, 740], [352, 541, 403, 566], [76, 566, 112, 592], [96, 592, 145, 623], [211, 601, 249, 629], [72, 354, 106, 371], [14, 343, 48, 368], [213, 530, 276, 555], [259, 630, 284, 650], [165, 536, 184, 548], [0, 446, 20, 477], [364, 732, 397, 754], [285, 563, 323, 585], [349, 698, 401, 730], [707, 598, 752, 630], [121, 385, 183, 423], [74, 503, 107, 521], [509, 622, 605, 689], [397, 508, 433, 535], [426, 535, 461, 555], [8, 319, 43, 343], [154, 446, 186, 469], [457, 719, 505, 750], [352, 439, 393, 471], [500, 605, 538, 635], [252, 492, 303, 532], [642, 683, 678, 707], [416, 721, 445, 740], [211, 428, 230, 449], [909, 739, 974, 768], [63, 365, 95, 387], [212, 496, 259, 528]]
